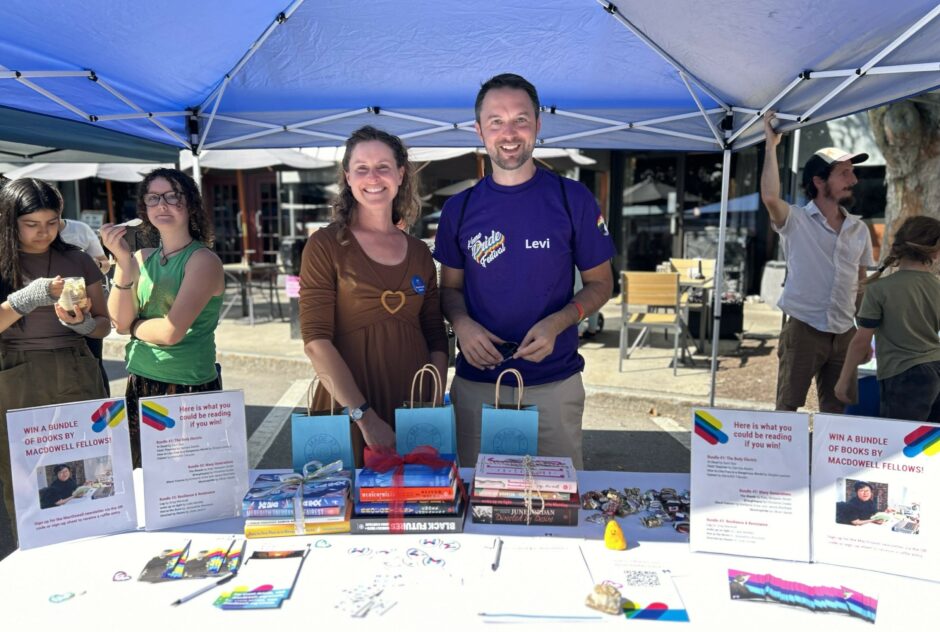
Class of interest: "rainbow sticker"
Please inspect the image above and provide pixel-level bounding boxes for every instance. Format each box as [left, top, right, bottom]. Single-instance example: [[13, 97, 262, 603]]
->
[[596, 213, 609, 236], [141, 401, 175, 431], [623, 600, 689, 622], [902, 425, 940, 458], [91, 400, 126, 432], [693, 409, 728, 445]]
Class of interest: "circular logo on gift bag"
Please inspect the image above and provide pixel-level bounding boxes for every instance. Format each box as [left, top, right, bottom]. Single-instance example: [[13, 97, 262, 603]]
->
[[305, 434, 341, 463], [406, 423, 442, 450], [493, 428, 528, 454]]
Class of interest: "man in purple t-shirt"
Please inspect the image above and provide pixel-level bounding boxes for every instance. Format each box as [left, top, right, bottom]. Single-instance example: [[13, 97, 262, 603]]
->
[[434, 73, 614, 469]]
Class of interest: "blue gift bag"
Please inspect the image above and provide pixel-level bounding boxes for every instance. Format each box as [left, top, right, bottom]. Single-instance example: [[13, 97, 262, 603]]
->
[[291, 379, 354, 472], [480, 368, 539, 456], [396, 364, 457, 456]]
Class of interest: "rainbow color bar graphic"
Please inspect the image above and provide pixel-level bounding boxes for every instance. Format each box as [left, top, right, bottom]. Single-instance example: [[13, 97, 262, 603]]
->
[[623, 601, 689, 622], [91, 400, 126, 432], [693, 409, 729, 445], [902, 425, 940, 458], [141, 401, 175, 431]]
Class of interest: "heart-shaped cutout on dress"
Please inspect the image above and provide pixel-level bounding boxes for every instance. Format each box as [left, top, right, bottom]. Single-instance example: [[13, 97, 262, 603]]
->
[[380, 290, 406, 315]]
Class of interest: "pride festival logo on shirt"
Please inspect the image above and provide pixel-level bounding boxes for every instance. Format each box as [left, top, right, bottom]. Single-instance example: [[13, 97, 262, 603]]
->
[[902, 425, 940, 458], [141, 401, 176, 431], [90, 400, 126, 433], [467, 230, 506, 268], [693, 409, 729, 445]]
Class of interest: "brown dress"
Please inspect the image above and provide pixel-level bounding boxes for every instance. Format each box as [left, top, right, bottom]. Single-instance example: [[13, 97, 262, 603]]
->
[[299, 223, 448, 458]]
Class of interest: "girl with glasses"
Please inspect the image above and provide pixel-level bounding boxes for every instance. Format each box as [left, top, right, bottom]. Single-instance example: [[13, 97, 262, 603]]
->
[[100, 168, 224, 467], [1, 178, 110, 540]]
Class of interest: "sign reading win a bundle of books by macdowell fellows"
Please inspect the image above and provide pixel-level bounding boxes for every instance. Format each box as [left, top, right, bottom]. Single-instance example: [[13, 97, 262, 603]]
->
[[6, 397, 137, 550], [140, 390, 249, 530], [691, 407, 940, 582]]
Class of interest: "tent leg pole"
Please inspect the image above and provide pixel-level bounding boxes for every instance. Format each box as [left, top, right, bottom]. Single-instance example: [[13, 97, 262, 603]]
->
[[192, 153, 203, 192], [709, 148, 732, 406]]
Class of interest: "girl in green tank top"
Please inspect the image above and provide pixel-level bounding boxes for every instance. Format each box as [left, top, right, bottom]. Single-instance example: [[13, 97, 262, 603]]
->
[[100, 168, 225, 467]]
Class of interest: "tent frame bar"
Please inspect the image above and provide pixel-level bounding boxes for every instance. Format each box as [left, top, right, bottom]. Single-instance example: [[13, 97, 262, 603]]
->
[[800, 4, 940, 122], [679, 71, 724, 146], [597, 0, 728, 111]]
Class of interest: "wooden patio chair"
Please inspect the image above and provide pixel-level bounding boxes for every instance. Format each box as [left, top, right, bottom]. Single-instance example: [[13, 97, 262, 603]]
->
[[619, 271, 690, 375]]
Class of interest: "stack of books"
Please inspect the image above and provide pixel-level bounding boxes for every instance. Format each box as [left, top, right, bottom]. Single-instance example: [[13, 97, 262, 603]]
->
[[351, 453, 466, 534], [470, 454, 580, 526], [242, 471, 352, 538]]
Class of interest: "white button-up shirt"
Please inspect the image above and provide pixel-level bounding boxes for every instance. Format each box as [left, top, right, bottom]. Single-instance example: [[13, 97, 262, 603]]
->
[[774, 201, 873, 334]]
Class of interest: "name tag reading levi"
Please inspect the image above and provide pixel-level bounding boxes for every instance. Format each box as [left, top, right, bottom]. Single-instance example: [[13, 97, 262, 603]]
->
[[411, 275, 426, 295]]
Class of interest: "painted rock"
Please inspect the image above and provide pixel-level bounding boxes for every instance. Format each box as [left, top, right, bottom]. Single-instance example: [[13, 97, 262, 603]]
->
[[585, 583, 623, 615], [604, 519, 628, 550]]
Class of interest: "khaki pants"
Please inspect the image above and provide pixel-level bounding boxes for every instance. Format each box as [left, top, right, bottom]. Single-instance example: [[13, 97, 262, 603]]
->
[[451, 373, 585, 469], [0, 345, 106, 542], [776, 317, 857, 413]]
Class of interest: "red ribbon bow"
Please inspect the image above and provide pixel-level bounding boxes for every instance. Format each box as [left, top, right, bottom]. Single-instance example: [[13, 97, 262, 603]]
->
[[361, 445, 462, 533]]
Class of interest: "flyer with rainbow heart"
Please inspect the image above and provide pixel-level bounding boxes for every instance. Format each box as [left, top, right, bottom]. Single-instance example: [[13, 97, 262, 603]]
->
[[139, 390, 248, 531], [6, 397, 136, 550], [690, 408, 811, 562]]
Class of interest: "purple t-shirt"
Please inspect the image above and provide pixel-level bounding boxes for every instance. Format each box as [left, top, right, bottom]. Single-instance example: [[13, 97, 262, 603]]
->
[[434, 169, 615, 386]]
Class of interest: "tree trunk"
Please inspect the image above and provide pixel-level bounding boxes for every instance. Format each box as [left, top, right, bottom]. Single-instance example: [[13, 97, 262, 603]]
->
[[868, 95, 940, 259]]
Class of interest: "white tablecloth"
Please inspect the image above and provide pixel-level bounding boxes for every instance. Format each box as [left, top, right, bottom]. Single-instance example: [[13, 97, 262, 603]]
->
[[2, 469, 934, 629]]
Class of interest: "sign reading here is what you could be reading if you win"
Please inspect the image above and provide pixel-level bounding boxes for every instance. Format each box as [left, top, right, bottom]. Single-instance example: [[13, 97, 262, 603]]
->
[[140, 390, 248, 531], [690, 408, 811, 562]]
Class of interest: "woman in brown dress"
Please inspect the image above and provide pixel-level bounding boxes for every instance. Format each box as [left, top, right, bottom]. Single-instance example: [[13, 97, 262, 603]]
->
[[300, 126, 448, 457]]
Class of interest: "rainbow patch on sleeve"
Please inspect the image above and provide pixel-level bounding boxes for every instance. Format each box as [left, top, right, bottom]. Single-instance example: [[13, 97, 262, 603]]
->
[[90, 399, 126, 432], [693, 409, 728, 444], [141, 401, 175, 431], [902, 425, 940, 458]]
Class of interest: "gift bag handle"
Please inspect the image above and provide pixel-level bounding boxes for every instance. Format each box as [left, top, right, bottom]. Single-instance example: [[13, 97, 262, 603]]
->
[[409, 363, 442, 408], [307, 375, 337, 415], [494, 368, 525, 410]]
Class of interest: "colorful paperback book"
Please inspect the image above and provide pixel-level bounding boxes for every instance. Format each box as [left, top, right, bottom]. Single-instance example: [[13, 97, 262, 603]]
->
[[470, 502, 579, 526], [244, 505, 352, 539], [472, 487, 574, 501], [471, 484, 577, 506], [473, 454, 577, 493], [469, 494, 579, 509], [357, 479, 458, 502], [354, 497, 461, 515], [244, 505, 343, 519], [350, 499, 466, 534], [242, 472, 350, 513], [356, 454, 456, 488]]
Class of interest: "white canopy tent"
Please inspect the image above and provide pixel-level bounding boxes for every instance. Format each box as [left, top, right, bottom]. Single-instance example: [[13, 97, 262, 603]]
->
[[2, 0, 940, 403]]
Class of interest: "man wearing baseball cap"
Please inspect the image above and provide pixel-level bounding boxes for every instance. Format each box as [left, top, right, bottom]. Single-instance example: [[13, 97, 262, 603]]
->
[[761, 112, 874, 413]]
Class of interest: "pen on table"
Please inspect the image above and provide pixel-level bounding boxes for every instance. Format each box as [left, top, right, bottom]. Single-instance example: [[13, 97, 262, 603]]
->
[[491, 537, 503, 571], [171, 572, 237, 606]]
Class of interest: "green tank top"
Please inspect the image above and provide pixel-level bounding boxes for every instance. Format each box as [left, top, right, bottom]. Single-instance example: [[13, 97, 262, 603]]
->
[[125, 241, 222, 385]]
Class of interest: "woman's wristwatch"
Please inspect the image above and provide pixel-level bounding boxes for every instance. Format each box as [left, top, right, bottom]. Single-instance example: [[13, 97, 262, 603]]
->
[[349, 402, 370, 422]]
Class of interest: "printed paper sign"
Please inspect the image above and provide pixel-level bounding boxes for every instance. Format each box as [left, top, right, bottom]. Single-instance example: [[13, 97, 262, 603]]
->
[[690, 408, 811, 561], [6, 397, 136, 550], [139, 390, 249, 530], [812, 414, 939, 581]]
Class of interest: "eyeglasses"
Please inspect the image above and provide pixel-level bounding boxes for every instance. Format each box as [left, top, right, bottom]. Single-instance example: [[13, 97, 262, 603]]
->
[[143, 192, 182, 207]]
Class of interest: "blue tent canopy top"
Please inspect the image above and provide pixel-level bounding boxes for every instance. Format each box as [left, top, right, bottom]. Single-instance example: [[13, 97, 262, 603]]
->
[[1, 0, 939, 155]]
